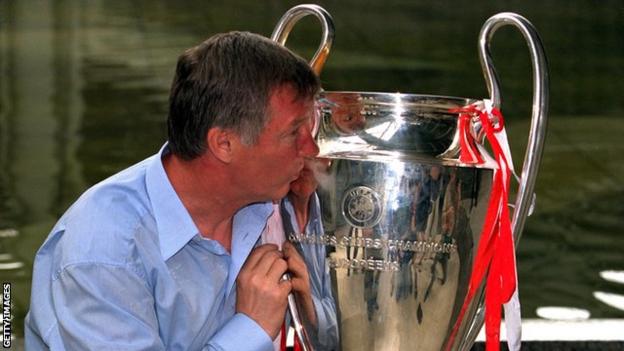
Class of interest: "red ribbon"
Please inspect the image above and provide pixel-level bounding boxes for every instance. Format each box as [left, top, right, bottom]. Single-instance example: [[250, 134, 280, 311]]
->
[[280, 322, 302, 351], [447, 104, 517, 351], [457, 110, 484, 164], [280, 322, 286, 351]]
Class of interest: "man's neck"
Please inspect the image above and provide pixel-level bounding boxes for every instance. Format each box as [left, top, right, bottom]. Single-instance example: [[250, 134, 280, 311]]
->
[[162, 153, 246, 252]]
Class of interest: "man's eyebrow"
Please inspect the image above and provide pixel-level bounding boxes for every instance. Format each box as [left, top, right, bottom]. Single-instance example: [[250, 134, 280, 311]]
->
[[294, 114, 310, 126], [288, 114, 311, 130]]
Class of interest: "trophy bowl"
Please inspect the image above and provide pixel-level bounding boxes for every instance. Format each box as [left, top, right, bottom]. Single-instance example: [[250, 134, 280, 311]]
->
[[316, 92, 475, 159], [297, 90, 498, 351]]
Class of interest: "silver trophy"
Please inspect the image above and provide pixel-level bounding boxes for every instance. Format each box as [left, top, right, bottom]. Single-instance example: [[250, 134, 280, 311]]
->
[[272, 5, 548, 351]]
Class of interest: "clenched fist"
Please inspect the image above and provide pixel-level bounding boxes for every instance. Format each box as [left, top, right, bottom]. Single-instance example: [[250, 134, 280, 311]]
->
[[236, 244, 292, 339]]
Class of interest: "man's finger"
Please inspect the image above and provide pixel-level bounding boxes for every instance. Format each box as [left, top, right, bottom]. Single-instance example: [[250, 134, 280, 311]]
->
[[252, 249, 287, 277], [283, 243, 304, 269], [267, 257, 289, 282], [244, 244, 280, 270], [282, 241, 301, 259], [279, 279, 293, 295]]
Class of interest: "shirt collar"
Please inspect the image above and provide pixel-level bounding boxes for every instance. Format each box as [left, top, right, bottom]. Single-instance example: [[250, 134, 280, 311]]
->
[[146, 143, 200, 260], [226, 201, 273, 295], [146, 143, 275, 263]]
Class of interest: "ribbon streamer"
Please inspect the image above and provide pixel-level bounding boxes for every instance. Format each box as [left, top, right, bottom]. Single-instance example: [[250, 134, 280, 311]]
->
[[447, 101, 519, 351]]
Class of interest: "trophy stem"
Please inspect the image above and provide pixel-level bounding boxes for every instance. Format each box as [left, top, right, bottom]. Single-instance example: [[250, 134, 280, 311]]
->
[[287, 291, 314, 351]]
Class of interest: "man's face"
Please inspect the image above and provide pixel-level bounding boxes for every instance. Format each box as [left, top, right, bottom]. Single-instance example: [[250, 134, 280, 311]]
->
[[233, 85, 319, 202]]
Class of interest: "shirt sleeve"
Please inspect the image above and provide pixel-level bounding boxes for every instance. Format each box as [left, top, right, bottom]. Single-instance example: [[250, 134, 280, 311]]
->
[[52, 263, 274, 351], [52, 263, 166, 350], [206, 313, 273, 351]]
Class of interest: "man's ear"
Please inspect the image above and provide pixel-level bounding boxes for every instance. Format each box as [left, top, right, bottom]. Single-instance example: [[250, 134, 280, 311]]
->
[[206, 128, 239, 163]]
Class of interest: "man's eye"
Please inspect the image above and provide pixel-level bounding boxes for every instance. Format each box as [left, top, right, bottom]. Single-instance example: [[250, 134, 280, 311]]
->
[[281, 129, 297, 140]]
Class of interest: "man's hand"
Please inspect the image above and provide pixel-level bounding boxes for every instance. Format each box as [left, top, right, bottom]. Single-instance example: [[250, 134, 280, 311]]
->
[[236, 244, 292, 339], [283, 241, 318, 328]]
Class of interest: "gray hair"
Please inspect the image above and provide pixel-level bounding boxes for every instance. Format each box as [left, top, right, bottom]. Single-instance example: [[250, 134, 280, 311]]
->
[[167, 31, 320, 160]]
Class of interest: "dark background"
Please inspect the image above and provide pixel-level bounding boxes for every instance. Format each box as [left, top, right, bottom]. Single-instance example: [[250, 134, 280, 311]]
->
[[0, 0, 622, 339]]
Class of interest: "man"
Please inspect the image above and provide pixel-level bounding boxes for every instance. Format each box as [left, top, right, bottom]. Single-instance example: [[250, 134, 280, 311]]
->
[[26, 31, 322, 350]]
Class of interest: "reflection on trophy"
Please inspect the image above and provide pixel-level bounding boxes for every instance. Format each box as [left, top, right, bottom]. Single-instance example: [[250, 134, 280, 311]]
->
[[273, 5, 548, 351]]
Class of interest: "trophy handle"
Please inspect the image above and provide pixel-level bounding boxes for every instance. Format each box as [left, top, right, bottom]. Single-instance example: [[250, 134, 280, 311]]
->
[[478, 12, 549, 241], [271, 4, 335, 75], [271, 7, 335, 351], [458, 13, 549, 351]]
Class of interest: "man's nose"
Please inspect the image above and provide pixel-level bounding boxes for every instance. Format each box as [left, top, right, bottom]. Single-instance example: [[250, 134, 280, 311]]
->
[[298, 131, 319, 158]]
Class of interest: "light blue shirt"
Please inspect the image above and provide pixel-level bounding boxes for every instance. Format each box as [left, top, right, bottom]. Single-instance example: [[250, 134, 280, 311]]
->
[[25, 145, 277, 350]]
